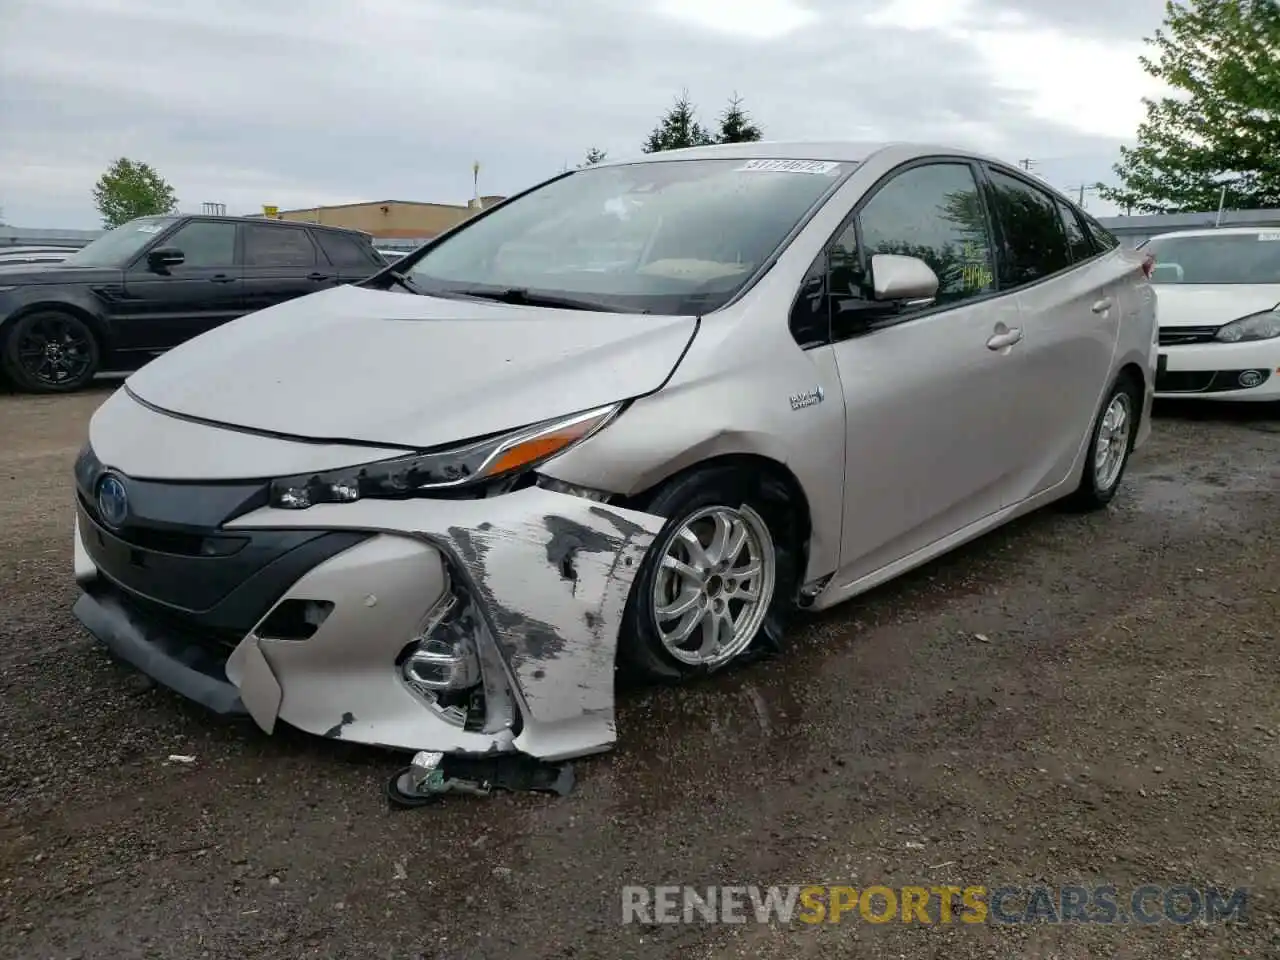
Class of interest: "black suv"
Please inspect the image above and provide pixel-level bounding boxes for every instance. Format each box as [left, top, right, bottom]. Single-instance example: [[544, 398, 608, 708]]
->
[[0, 215, 387, 393]]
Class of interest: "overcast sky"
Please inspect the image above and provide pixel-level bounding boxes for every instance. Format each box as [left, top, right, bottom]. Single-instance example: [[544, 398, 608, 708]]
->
[[1, 0, 1170, 229]]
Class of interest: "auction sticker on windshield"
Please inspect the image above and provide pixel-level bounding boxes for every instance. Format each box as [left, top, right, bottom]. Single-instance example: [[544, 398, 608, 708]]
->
[[736, 159, 841, 175]]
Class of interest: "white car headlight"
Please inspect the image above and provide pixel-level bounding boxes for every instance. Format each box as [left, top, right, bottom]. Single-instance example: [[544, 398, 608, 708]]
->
[[1215, 305, 1280, 343], [269, 403, 622, 509]]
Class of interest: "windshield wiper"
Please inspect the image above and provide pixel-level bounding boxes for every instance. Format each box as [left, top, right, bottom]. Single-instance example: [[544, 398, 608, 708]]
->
[[450, 287, 617, 312], [385, 270, 423, 294]]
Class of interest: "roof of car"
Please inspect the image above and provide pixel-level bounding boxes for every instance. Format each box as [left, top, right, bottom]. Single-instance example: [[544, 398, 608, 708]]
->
[[594, 140, 1012, 168], [1144, 226, 1278, 240], [176, 214, 371, 238]]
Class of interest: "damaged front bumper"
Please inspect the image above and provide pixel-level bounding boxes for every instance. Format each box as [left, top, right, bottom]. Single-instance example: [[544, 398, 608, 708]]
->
[[74, 487, 663, 761]]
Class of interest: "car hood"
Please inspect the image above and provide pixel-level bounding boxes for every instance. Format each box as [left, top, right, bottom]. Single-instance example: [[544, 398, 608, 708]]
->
[[125, 284, 700, 448], [1154, 283, 1280, 328], [0, 263, 121, 285]]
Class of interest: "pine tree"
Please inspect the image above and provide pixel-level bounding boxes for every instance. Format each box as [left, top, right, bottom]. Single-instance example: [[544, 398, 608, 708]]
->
[[715, 94, 763, 144], [642, 90, 717, 153]]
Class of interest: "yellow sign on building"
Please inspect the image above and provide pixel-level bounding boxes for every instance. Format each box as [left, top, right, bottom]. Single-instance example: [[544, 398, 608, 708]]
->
[[262, 205, 278, 218]]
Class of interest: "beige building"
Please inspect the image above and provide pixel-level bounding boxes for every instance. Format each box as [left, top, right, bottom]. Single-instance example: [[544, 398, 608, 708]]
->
[[258, 197, 507, 240]]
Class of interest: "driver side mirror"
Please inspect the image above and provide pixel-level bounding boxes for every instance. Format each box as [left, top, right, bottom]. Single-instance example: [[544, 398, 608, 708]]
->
[[147, 247, 185, 271], [870, 253, 938, 304]]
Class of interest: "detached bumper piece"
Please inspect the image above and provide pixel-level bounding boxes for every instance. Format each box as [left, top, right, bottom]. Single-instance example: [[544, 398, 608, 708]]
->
[[385, 749, 577, 808], [73, 588, 247, 716], [1155, 367, 1272, 394]]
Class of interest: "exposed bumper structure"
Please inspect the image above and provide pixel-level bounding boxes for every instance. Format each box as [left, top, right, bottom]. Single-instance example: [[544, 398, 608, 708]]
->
[[1155, 338, 1280, 402], [74, 488, 664, 761]]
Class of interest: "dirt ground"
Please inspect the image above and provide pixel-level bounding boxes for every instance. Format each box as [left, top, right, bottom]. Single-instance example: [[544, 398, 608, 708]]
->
[[0, 384, 1276, 960]]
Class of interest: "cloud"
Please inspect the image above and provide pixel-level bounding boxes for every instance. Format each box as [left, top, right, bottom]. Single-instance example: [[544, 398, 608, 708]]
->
[[0, 0, 1167, 226]]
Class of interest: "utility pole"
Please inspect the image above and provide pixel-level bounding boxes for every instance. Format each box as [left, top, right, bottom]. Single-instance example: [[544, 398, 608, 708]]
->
[[1066, 184, 1102, 208]]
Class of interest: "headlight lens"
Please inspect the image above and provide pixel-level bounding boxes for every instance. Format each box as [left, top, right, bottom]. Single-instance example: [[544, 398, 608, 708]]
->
[[270, 403, 621, 509], [1215, 306, 1280, 343]]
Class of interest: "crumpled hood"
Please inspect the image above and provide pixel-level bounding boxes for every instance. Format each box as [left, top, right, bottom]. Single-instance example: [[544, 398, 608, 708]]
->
[[125, 284, 699, 449], [1155, 283, 1280, 328]]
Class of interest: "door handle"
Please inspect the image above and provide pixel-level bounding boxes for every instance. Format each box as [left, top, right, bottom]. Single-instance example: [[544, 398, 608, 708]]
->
[[209, 274, 236, 284], [307, 272, 332, 282], [1091, 298, 1113, 314], [986, 327, 1024, 351]]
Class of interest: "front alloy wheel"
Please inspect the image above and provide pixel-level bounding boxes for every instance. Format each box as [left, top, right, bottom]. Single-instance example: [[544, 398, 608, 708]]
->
[[652, 504, 776, 668], [618, 465, 800, 683]]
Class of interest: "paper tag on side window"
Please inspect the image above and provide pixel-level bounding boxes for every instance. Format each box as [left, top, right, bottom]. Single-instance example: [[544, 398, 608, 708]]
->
[[1257, 231, 1280, 241], [735, 159, 841, 176]]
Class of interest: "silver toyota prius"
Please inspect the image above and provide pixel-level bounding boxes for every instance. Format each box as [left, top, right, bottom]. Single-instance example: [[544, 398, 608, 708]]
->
[[72, 141, 1158, 762]]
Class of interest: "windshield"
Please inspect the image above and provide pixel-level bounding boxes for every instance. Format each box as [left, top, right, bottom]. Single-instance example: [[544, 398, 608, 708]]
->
[[1142, 232, 1280, 284], [65, 217, 178, 267], [401, 158, 853, 313]]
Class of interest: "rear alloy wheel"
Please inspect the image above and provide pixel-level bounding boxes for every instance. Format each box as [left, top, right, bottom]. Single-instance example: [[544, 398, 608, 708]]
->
[[3, 310, 100, 393], [1067, 373, 1141, 510], [619, 466, 800, 683]]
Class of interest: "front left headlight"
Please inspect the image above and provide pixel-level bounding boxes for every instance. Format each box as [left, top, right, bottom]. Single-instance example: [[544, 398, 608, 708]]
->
[[1215, 305, 1280, 343], [270, 403, 622, 509]]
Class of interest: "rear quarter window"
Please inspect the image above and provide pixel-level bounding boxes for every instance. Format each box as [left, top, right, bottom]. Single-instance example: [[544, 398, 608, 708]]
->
[[1081, 214, 1119, 252], [315, 230, 381, 268]]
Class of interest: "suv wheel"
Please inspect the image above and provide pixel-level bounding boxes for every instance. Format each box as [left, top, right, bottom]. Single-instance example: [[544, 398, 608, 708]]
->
[[3, 310, 101, 393]]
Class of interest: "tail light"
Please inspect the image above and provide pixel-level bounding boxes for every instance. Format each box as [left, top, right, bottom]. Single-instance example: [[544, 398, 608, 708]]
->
[[1141, 254, 1155, 279]]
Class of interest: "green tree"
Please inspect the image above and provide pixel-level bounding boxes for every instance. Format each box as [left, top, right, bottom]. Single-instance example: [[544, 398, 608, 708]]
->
[[642, 90, 716, 153], [92, 158, 179, 228], [715, 93, 763, 143], [580, 147, 608, 167], [1099, 0, 1280, 214]]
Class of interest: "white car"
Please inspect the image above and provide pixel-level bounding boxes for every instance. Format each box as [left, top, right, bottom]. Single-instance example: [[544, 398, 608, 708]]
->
[[1143, 227, 1280, 401]]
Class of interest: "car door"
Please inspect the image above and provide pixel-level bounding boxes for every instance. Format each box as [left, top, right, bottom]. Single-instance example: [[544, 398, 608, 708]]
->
[[825, 160, 1034, 583], [981, 166, 1121, 501], [115, 219, 243, 354], [312, 229, 387, 283], [240, 222, 335, 313]]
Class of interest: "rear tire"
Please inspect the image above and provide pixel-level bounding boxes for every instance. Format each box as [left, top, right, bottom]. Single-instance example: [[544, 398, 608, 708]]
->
[[1066, 372, 1141, 511], [618, 465, 801, 683], [2, 310, 101, 393]]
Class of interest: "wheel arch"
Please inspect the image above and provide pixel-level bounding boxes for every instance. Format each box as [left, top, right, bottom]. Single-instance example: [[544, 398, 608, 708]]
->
[[0, 300, 108, 353], [616, 450, 814, 595]]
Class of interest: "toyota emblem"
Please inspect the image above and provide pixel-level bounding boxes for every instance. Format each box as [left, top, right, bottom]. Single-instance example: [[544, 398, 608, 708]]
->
[[96, 474, 129, 529]]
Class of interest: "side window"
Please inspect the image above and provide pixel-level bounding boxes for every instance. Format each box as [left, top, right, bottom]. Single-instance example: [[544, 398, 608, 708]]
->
[[161, 221, 236, 268], [315, 230, 378, 268], [243, 224, 318, 267], [1056, 200, 1095, 262], [826, 162, 996, 339], [985, 169, 1072, 287]]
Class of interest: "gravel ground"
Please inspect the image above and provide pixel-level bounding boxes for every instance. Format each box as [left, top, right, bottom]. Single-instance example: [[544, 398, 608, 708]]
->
[[0, 385, 1277, 960]]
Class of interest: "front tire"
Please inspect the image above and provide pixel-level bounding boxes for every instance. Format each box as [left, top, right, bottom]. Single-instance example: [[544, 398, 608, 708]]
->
[[2, 310, 101, 393], [618, 466, 801, 683], [1066, 372, 1141, 511]]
